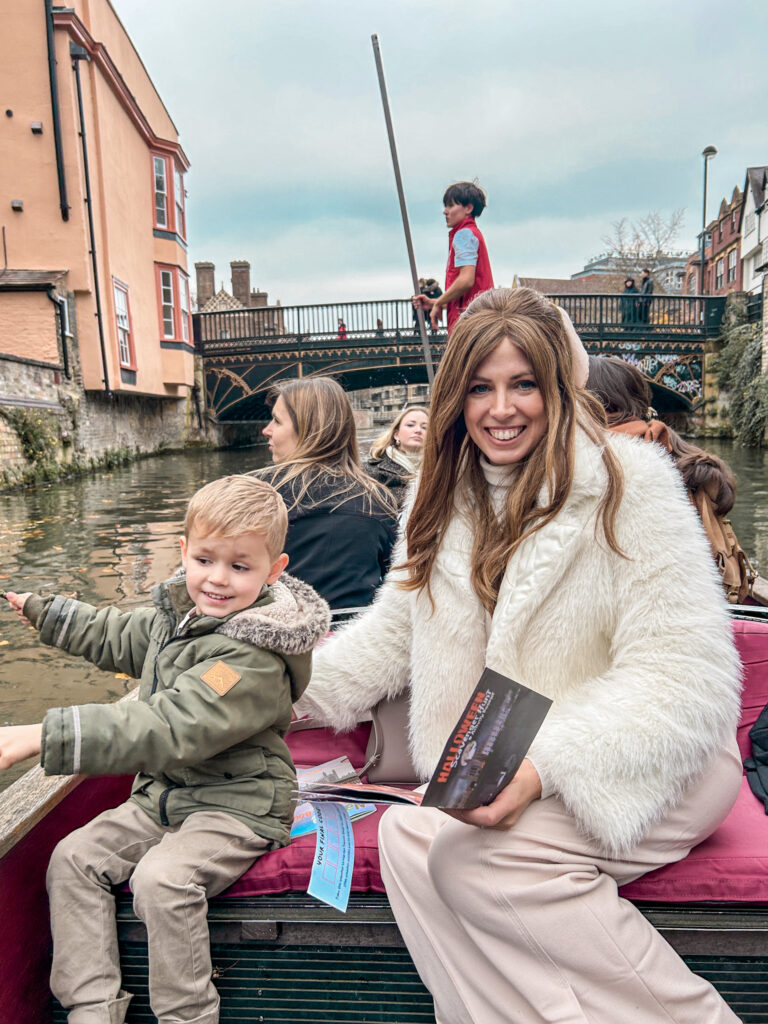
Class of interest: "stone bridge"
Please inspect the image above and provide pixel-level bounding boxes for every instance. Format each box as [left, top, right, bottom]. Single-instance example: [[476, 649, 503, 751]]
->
[[193, 294, 726, 422]]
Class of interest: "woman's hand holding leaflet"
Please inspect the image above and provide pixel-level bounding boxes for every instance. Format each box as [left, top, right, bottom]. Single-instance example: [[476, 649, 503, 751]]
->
[[445, 758, 542, 830]]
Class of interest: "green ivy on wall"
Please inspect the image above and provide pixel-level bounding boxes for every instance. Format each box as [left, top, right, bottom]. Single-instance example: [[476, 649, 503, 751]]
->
[[716, 303, 768, 446], [0, 407, 62, 469]]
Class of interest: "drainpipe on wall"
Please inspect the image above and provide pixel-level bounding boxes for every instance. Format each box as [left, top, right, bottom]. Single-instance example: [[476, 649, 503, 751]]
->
[[191, 382, 203, 430], [45, 0, 70, 221], [71, 44, 111, 397]]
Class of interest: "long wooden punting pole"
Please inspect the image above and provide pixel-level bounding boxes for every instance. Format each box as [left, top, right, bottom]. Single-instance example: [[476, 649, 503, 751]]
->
[[371, 34, 435, 386]]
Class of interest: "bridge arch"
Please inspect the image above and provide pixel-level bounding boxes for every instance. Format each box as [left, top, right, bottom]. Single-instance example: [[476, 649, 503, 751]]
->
[[195, 295, 722, 422]]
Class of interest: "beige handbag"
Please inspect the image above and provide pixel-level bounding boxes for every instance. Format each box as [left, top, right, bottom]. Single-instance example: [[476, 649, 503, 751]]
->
[[363, 690, 419, 784]]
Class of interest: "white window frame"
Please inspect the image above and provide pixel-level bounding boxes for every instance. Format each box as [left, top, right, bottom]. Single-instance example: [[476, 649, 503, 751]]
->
[[154, 155, 168, 229], [715, 257, 724, 290], [174, 166, 185, 239], [179, 272, 190, 343], [113, 281, 133, 367], [160, 269, 175, 337], [727, 249, 737, 283]]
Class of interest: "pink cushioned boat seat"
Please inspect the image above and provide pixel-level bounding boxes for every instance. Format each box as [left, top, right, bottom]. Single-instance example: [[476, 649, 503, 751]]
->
[[226, 619, 768, 904]]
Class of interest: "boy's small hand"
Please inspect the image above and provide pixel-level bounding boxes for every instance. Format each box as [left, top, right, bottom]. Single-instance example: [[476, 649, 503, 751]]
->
[[5, 591, 32, 625], [0, 724, 43, 770]]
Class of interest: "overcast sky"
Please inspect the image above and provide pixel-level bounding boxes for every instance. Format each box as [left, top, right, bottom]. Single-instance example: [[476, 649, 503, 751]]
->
[[114, 0, 767, 306]]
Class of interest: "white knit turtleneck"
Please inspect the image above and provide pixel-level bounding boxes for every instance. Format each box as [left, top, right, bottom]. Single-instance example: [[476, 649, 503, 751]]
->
[[479, 455, 521, 517]]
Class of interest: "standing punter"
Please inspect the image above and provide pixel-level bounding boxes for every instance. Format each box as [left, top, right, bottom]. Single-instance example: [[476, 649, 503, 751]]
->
[[413, 180, 494, 334]]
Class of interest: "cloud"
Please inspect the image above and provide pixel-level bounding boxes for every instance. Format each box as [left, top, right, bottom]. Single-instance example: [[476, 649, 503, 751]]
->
[[113, 0, 768, 304]]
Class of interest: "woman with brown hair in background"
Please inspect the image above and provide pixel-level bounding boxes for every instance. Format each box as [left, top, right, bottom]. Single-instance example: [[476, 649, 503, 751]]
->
[[587, 354, 755, 602], [258, 376, 397, 613]]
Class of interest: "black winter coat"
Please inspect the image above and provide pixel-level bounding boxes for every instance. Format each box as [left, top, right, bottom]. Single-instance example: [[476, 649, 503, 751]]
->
[[259, 468, 397, 611], [365, 454, 412, 508]]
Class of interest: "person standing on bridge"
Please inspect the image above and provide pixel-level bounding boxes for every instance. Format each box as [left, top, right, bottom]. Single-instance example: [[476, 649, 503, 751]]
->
[[638, 267, 654, 323], [412, 181, 494, 334]]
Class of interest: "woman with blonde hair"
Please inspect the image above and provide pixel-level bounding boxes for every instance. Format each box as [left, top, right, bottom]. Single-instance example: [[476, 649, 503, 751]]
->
[[296, 288, 742, 1022], [259, 376, 396, 612], [366, 405, 429, 506]]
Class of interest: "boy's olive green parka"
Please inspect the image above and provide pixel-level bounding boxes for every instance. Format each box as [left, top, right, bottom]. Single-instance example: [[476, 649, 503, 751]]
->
[[23, 572, 330, 847]]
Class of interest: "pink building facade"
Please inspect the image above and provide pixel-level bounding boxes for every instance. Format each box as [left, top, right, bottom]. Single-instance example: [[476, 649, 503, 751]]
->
[[1, 0, 196, 474]]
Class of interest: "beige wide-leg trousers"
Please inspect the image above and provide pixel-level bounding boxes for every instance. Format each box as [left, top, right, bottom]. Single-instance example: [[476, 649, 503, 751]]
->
[[46, 800, 270, 1024], [379, 743, 743, 1024]]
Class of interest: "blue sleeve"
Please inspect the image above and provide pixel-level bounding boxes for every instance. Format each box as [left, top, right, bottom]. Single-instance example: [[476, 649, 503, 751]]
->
[[452, 228, 479, 267]]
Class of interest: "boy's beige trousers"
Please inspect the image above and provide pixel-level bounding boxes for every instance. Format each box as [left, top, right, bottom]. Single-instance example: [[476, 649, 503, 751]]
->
[[46, 800, 270, 1024], [379, 742, 743, 1024]]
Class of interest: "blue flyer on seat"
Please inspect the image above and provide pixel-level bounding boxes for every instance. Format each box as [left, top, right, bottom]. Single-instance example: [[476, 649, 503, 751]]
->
[[307, 801, 355, 913]]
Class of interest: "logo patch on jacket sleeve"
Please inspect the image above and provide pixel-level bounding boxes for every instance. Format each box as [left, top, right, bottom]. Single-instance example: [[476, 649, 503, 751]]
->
[[201, 661, 242, 695]]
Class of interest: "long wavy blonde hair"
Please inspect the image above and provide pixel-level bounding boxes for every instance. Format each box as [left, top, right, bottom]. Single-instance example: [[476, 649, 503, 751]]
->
[[369, 405, 429, 460], [263, 376, 395, 513], [399, 288, 624, 612]]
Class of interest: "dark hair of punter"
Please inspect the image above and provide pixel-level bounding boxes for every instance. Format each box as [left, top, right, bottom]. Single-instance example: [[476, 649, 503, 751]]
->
[[442, 180, 487, 219]]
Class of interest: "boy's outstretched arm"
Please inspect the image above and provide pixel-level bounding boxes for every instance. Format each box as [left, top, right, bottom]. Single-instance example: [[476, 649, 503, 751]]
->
[[5, 590, 154, 679], [0, 724, 43, 770]]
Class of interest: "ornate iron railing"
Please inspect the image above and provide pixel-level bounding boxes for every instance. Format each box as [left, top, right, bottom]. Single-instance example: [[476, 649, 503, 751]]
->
[[193, 294, 727, 355]]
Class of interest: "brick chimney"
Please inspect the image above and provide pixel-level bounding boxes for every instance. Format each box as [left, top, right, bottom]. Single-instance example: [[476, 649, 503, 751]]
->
[[230, 260, 251, 307], [194, 261, 215, 309]]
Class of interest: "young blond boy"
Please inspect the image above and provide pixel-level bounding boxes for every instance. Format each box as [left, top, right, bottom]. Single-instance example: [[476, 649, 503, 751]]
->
[[0, 475, 329, 1024]]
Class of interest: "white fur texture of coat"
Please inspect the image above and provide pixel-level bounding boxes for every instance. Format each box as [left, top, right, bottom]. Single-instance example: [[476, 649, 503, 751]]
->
[[298, 430, 741, 857]]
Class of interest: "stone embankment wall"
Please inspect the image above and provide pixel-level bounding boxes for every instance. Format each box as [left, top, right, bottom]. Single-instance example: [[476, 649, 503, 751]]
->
[[0, 353, 221, 491]]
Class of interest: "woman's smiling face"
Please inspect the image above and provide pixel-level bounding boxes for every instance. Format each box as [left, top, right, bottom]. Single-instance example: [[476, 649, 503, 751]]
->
[[463, 337, 548, 465]]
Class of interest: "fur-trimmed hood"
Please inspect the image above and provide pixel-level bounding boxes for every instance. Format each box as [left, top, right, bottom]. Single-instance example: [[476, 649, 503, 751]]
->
[[154, 570, 330, 657]]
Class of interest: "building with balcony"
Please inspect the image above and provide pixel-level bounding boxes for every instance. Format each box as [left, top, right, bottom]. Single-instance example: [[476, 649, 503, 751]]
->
[[0, 0, 197, 476]]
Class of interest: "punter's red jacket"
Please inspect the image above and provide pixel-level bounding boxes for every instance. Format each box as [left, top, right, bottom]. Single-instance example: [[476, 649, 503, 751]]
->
[[445, 216, 494, 333]]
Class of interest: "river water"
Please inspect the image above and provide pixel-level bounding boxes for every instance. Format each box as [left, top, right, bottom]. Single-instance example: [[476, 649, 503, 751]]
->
[[0, 436, 766, 791]]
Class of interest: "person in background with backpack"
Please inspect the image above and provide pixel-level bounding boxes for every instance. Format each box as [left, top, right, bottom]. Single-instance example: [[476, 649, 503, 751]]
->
[[586, 354, 756, 603]]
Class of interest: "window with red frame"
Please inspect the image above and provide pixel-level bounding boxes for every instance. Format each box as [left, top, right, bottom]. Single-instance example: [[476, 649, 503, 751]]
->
[[152, 154, 186, 240], [113, 280, 135, 367], [156, 265, 192, 344], [159, 268, 175, 337], [153, 156, 169, 229]]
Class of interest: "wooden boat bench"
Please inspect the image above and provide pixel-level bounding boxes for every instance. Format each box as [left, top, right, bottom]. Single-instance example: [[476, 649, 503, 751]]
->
[[1, 619, 767, 1022]]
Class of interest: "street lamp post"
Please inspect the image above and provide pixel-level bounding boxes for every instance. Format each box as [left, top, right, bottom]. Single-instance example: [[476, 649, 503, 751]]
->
[[700, 145, 717, 296]]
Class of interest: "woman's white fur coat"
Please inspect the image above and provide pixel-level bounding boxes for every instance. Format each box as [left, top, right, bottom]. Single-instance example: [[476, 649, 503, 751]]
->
[[298, 430, 741, 857]]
